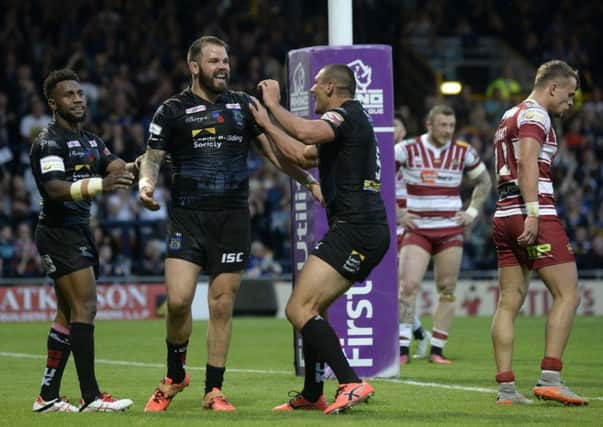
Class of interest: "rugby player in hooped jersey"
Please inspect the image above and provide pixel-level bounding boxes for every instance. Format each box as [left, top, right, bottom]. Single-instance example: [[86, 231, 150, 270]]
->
[[250, 65, 389, 415], [138, 36, 323, 413], [491, 60, 588, 406], [30, 69, 136, 413], [395, 105, 491, 365]]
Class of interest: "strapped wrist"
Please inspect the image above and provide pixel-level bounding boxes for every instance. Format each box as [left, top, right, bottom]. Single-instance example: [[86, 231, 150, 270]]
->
[[465, 206, 479, 219], [70, 178, 103, 201], [303, 173, 318, 189], [525, 201, 539, 217]]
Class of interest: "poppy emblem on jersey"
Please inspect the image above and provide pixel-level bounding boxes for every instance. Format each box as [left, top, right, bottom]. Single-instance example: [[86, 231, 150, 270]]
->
[[420, 169, 438, 184]]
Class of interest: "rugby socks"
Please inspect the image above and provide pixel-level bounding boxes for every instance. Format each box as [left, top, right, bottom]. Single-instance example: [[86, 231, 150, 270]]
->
[[496, 370, 515, 384], [70, 322, 100, 403], [301, 315, 360, 384], [430, 328, 448, 355], [399, 323, 412, 356], [412, 316, 425, 340], [538, 357, 563, 385], [301, 336, 325, 402], [205, 364, 225, 394], [39, 324, 71, 401], [166, 339, 188, 384]]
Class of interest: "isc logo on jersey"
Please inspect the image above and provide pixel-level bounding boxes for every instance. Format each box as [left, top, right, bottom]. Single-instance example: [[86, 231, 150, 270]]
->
[[221, 252, 244, 264], [347, 59, 384, 115], [290, 62, 310, 117]]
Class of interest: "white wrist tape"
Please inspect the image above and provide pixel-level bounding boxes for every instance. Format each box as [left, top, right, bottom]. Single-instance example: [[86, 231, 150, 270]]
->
[[525, 201, 539, 217], [465, 207, 479, 219], [304, 174, 318, 189], [70, 178, 103, 201]]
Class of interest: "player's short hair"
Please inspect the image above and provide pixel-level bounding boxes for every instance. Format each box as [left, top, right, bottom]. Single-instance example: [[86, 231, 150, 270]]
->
[[534, 60, 579, 89], [43, 69, 80, 100], [321, 64, 356, 97], [187, 36, 228, 63], [426, 104, 455, 124]]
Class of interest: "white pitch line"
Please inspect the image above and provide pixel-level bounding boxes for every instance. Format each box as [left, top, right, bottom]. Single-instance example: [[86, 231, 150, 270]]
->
[[2, 352, 601, 401]]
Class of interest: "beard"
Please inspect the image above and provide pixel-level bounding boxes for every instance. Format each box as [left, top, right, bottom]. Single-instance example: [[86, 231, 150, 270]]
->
[[57, 106, 86, 124], [197, 70, 229, 95]]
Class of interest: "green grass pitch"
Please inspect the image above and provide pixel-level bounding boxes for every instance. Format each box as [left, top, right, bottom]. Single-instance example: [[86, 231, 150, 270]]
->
[[1, 316, 601, 426]]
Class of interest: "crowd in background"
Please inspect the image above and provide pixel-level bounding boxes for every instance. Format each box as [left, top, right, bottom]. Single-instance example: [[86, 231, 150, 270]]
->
[[1, 0, 602, 278]]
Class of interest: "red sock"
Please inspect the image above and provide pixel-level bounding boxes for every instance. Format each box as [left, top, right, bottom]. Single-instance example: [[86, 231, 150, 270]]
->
[[496, 371, 515, 383], [541, 357, 562, 371]]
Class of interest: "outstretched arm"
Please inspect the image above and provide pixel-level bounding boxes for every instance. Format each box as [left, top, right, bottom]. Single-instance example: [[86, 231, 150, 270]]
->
[[257, 79, 335, 145]]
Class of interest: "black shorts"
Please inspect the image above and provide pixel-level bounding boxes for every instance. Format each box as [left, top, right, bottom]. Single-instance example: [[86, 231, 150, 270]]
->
[[166, 207, 251, 275], [35, 223, 98, 280], [312, 221, 390, 283]]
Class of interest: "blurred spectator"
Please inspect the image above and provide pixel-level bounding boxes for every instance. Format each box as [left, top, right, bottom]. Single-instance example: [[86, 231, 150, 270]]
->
[[246, 240, 282, 278], [485, 64, 522, 102], [13, 222, 42, 277], [138, 238, 165, 276], [0, 224, 16, 277], [19, 96, 51, 145]]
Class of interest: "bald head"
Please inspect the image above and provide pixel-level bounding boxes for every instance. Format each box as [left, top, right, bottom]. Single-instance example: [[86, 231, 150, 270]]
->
[[320, 64, 356, 97]]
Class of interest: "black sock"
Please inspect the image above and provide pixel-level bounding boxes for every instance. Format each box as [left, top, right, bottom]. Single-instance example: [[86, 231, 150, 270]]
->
[[166, 339, 188, 383], [300, 316, 360, 384], [70, 322, 100, 403], [399, 346, 409, 356], [205, 364, 225, 394], [413, 326, 425, 340], [301, 336, 324, 402], [39, 328, 71, 401], [431, 345, 443, 356]]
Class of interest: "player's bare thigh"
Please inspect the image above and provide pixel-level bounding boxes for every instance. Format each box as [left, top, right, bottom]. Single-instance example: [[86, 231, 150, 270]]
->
[[287, 255, 351, 328], [537, 261, 578, 300], [165, 257, 202, 306], [399, 244, 431, 290]]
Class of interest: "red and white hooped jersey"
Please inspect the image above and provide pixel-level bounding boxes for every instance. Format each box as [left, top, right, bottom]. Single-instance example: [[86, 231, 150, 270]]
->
[[395, 133, 485, 233], [394, 142, 408, 236], [493, 99, 558, 217]]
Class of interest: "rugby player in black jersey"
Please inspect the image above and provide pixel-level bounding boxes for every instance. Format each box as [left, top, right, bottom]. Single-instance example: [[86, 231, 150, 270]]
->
[[138, 36, 323, 412], [30, 69, 137, 413], [250, 64, 389, 415]]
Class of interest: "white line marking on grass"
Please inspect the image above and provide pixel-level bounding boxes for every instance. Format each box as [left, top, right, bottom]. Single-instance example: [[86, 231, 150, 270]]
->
[[3, 352, 601, 401]]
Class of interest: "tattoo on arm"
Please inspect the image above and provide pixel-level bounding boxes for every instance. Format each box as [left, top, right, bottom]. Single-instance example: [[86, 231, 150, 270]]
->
[[139, 149, 165, 187], [469, 170, 492, 210]]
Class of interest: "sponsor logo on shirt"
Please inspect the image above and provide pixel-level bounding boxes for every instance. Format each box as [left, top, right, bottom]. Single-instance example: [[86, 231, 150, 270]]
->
[[420, 169, 438, 184], [149, 122, 163, 135], [67, 140, 81, 148], [89, 140, 98, 147], [185, 105, 207, 114], [40, 155, 65, 173], [225, 103, 241, 109], [321, 111, 345, 127]]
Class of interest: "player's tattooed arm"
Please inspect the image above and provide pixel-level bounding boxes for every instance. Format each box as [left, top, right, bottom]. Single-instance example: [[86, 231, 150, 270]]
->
[[138, 148, 166, 211]]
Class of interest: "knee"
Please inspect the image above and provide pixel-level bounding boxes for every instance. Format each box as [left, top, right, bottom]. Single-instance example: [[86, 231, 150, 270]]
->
[[557, 287, 581, 311], [497, 288, 526, 312], [71, 299, 97, 322], [167, 295, 192, 318], [285, 302, 307, 330], [209, 292, 235, 321], [400, 279, 420, 299]]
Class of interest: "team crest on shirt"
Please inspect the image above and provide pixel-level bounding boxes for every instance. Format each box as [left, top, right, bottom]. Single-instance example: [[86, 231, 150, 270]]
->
[[169, 232, 183, 250], [343, 250, 366, 274]]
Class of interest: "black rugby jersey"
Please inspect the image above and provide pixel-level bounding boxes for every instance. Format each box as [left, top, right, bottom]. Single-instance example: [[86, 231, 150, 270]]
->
[[30, 122, 117, 226], [318, 100, 387, 224], [147, 88, 263, 210]]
